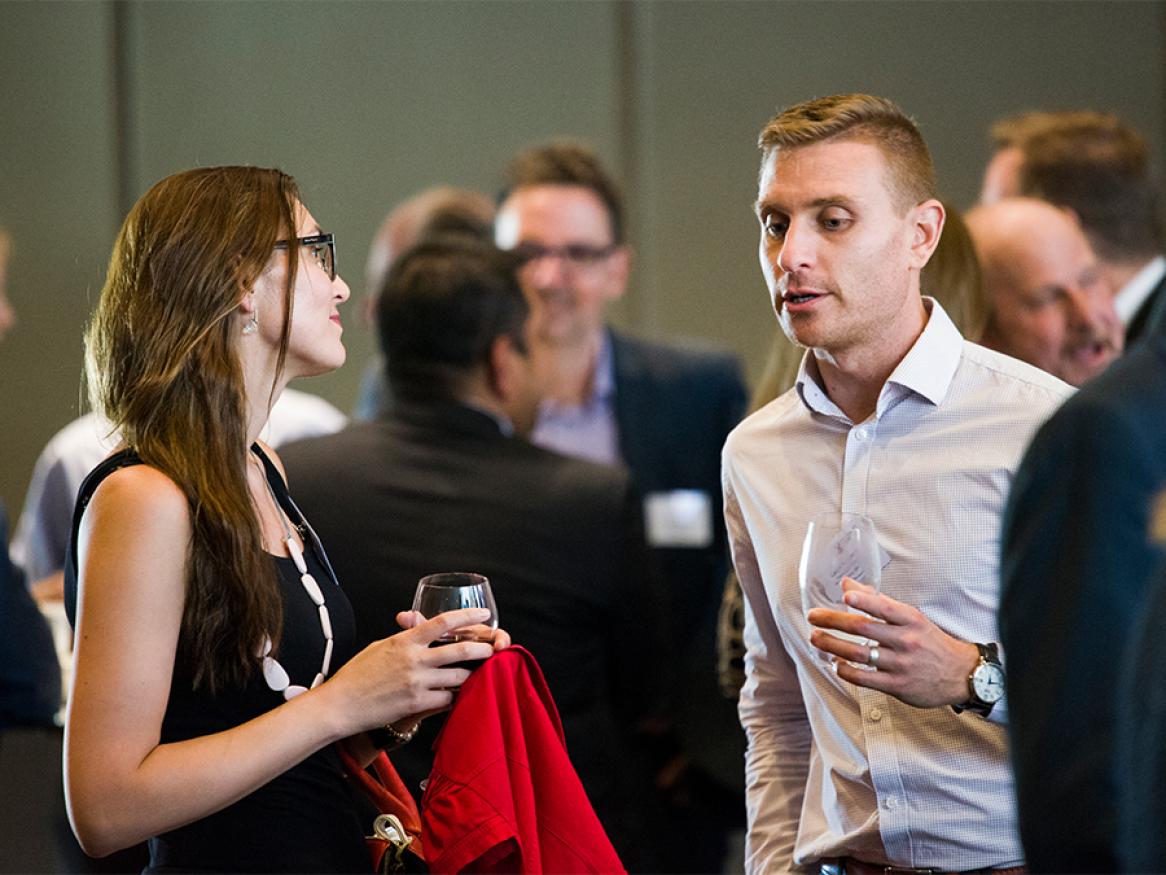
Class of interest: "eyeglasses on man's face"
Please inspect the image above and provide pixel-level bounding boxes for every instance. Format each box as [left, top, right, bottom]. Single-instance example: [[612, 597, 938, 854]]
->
[[511, 241, 617, 270], [274, 233, 336, 280]]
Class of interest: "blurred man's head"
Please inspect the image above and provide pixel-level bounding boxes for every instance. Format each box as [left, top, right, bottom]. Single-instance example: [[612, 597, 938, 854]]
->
[[377, 236, 543, 435], [980, 111, 1068, 205], [981, 111, 1163, 270], [495, 142, 631, 347], [364, 188, 494, 323], [0, 229, 15, 343], [967, 197, 1121, 385]]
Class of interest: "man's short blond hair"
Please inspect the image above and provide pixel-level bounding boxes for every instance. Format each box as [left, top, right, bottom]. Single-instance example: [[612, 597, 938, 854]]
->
[[758, 93, 938, 211]]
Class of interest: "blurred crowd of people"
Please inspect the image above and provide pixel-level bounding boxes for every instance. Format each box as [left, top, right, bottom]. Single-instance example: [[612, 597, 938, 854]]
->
[[1, 97, 1164, 874]]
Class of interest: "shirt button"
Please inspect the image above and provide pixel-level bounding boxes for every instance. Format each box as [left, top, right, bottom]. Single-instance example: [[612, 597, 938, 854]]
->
[[869, 707, 883, 722], [885, 797, 898, 810], [853, 427, 868, 441]]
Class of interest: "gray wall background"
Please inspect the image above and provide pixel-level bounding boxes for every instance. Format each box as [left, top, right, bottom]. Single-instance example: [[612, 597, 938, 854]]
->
[[2, 0, 1164, 518]]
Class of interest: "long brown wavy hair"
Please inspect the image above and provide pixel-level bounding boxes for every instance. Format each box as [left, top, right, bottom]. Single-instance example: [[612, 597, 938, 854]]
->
[[85, 166, 299, 692]]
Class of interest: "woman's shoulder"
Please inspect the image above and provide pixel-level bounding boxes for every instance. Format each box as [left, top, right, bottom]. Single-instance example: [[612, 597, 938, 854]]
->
[[252, 439, 290, 485], [85, 462, 191, 540]]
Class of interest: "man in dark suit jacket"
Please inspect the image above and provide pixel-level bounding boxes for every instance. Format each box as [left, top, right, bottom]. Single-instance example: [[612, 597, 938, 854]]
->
[[0, 502, 61, 728], [280, 237, 664, 869], [494, 142, 747, 872], [999, 328, 1166, 872], [0, 234, 60, 728], [1117, 551, 1166, 873]]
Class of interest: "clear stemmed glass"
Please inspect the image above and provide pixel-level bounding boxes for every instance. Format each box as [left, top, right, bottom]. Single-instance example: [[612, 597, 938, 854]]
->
[[799, 512, 882, 663], [411, 572, 499, 644]]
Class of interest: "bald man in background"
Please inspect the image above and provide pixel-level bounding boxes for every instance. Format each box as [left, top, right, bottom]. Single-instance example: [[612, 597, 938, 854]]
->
[[354, 187, 495, 420], [967, 197, 1121, 385], [980, 110, 1166, 346]]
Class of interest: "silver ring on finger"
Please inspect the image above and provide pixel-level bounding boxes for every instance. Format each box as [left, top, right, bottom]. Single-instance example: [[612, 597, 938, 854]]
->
[[868, 645, 880, 669]]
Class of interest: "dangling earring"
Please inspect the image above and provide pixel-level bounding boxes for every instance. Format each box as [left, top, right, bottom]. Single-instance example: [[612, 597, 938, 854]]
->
[[242, 300, 259, 335]]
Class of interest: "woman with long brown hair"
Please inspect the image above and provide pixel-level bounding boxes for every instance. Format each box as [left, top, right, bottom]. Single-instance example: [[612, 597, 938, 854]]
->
[[63, 166, 504, 872]]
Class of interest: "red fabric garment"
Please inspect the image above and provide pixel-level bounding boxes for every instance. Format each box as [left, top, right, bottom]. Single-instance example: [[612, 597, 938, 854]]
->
[[420, 646, 626, 875]]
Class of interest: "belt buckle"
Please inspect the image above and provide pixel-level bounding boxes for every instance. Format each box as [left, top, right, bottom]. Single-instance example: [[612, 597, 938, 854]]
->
[[883, 869, 936, 875]]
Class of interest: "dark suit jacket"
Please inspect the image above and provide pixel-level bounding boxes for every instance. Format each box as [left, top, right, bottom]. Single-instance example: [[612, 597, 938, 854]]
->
[[279, 401, 664, 856], [609, 330, 747, 787], [1117, 557, 1166, 872], [999, 334, 1166, 872], [0, 502, 61, 728]]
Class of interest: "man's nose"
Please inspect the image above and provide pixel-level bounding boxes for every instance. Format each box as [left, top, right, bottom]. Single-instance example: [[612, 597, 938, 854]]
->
[[777, 220, 815, 275], [1065, 284, 1113, 331], [525, 252, 570, 288]]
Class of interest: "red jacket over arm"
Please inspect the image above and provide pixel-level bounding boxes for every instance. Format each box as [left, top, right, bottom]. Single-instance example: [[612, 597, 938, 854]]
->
[[420, 647, 625, 874]]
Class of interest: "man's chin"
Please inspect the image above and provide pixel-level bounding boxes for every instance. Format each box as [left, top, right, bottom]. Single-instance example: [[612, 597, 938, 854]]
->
[[538, 319, 595, 348], [777, 310, 815, 350]]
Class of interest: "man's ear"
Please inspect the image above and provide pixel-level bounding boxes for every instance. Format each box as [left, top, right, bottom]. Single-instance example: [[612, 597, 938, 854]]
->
[[604, 245, 633, 302], [910, 200, 945, 270], [486, 334, 517, 401]]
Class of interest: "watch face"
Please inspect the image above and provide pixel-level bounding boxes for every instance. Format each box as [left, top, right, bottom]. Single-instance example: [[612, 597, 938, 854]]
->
[[972, 663, 1005, 703]]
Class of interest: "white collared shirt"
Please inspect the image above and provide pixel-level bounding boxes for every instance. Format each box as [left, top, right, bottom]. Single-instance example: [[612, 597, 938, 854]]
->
[[723, 300, 1072, 874], [1114, 254, 1166, 325]]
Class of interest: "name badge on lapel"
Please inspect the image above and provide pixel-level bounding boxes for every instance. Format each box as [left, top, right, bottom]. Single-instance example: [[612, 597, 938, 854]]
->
[[644, 490, 714, 548]]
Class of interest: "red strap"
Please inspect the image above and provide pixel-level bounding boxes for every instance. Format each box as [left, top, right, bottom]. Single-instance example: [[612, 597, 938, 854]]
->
[[338, 744, 423, 839]]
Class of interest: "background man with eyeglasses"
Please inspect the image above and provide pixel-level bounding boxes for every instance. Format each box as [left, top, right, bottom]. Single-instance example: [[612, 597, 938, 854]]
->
[[494, 141, 749, 873]]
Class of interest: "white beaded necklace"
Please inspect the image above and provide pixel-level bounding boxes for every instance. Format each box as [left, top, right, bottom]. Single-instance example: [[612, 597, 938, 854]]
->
[[253, 453, 334, 701]]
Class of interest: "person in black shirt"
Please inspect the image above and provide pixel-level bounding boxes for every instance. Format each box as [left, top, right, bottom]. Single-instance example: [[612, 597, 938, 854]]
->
[[64, 167, 507, 872]]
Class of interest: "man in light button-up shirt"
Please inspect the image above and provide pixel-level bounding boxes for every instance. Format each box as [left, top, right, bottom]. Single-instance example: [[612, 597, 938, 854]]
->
[[723, 94, 1072, 874]]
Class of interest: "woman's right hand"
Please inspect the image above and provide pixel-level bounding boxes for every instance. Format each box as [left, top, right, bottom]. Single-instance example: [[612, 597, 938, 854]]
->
[[322, 606, 495, 737]]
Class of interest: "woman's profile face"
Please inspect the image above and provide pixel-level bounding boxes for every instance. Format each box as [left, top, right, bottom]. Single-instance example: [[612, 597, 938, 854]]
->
[[254, 202, 351, 379]]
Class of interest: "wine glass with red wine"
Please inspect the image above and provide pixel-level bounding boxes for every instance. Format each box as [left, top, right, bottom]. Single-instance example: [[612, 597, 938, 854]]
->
[[411, 571, 498, 649]]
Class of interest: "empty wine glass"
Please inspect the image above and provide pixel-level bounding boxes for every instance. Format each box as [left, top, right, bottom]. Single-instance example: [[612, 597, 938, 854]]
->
[[411, 572, 498, 644], [799, 512, 882, 663]]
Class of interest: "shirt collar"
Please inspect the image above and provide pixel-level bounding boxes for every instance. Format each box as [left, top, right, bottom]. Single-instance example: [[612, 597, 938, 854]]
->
[[592, 331, 616, 402], [882, 297, 962, 409], [460, 400, 515, 436], [1115, 255, 1166, 324], [541, 330, 616, 413], [795, 297, 962, 421]]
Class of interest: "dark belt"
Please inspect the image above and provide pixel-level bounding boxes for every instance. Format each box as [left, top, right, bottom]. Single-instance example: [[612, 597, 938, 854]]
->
[[819, 857, 1026, 875]]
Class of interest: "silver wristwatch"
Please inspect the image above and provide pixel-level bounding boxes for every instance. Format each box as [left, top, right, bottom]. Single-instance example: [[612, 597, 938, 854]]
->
[[952, 642, 1004, 718]]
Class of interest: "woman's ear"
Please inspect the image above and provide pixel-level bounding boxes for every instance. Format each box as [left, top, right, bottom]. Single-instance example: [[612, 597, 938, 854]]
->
[[238, 290, 256, 315], [239, 291, 259, 335]]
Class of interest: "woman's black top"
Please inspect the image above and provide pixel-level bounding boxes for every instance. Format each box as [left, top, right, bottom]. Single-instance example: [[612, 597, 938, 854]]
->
[[65, 446, 368, 873]]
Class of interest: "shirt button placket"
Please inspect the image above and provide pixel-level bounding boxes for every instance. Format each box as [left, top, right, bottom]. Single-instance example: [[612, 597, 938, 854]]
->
[[841, 421, 875, 514]]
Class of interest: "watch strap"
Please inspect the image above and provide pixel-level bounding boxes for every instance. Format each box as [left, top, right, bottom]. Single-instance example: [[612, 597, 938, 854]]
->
[[952, 642, 1002, 717]]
